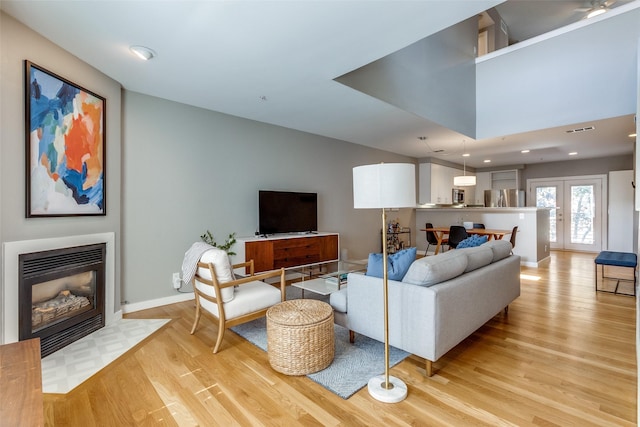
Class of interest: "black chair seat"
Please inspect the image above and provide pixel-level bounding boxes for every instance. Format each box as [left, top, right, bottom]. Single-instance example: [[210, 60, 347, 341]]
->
[[448, 225, 468, 249]]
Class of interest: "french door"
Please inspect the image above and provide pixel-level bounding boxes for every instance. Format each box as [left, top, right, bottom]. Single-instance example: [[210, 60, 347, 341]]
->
[[529, 176, 605, 252]]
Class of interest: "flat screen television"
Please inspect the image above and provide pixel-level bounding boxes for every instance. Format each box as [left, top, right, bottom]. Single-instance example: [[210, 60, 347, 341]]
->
[[258, 190, 318, 235]]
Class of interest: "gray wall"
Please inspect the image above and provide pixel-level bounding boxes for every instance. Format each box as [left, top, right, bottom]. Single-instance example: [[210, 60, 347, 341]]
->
[[520, 155, 632, 181], [0, 13, 123, 306], [121, 93, 415, 304]]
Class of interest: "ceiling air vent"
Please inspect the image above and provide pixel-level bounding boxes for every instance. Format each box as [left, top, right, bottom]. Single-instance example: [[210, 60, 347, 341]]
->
[[566, 126, 595, 134]]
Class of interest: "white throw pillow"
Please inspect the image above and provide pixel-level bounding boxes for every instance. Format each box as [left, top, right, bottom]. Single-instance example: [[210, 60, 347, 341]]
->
[[402, 250, 468, 287], [197, 248, 235, 302]]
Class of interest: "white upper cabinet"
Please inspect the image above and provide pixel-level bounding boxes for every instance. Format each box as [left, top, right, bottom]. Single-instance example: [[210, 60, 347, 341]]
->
[[419, 163, 476, 204]]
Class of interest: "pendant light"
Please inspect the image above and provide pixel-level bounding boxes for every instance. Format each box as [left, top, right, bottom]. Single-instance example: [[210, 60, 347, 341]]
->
[[453, 141, 476, 187]]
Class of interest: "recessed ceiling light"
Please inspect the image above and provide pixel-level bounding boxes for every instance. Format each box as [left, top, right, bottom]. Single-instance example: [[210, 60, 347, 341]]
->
[[521, 149, 530, 154], [130, 45, 156, 61], [462, 153, 470, 157], [569, 152, 578, 156], [483, 159, 491, 163]]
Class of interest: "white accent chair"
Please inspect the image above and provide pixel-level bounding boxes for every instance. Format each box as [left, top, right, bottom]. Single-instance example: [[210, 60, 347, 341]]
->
[[190, 248, 286, 353]]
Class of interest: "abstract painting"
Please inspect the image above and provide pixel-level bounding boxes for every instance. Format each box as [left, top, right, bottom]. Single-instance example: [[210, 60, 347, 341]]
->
[[25, 61, 106, 217]]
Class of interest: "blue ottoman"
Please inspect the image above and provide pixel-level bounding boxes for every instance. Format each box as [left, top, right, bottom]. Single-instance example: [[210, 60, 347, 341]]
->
[[594, 251, 637, 296]]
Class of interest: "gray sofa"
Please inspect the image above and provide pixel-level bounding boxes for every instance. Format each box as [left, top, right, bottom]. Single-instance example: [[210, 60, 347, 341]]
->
[[330, 239, 521, 376]]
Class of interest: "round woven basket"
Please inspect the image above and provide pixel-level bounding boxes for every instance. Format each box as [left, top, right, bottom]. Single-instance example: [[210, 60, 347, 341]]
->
[[266, 299, 334, 376]]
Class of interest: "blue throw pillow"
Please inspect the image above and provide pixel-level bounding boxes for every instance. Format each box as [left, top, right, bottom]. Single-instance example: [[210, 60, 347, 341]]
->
[[456, 234, 488, 249], [366, 247, 417, 281]]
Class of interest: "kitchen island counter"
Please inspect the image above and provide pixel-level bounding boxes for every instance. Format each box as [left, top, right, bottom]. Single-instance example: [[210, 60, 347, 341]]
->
[[415, 207, 550, 267]]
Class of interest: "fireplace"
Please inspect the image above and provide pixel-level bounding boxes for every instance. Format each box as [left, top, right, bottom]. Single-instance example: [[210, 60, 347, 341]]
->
[[18, 243, 106, 357]]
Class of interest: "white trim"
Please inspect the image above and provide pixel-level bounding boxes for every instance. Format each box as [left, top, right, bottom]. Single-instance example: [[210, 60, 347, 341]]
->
[[122, 291, 194, 314], [521, 258, 550, 268], [527, 175, 608, 251]]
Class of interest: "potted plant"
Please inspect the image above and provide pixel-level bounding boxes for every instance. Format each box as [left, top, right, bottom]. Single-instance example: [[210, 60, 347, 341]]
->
[[200, 230, 237, 256]]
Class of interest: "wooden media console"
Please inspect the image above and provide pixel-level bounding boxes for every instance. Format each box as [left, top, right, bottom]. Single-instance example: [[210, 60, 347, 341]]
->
[[235, 233, 339, 273]]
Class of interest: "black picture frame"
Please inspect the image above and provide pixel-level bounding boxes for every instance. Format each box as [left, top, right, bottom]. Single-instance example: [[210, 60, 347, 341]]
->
[[25, 60, 106, 217]]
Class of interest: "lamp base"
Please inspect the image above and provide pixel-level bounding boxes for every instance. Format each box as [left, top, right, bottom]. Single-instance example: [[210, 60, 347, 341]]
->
[[367, 375, 407, 403]]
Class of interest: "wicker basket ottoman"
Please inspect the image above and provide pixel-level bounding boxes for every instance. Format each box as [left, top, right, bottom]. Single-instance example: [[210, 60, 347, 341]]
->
[[266, 299, 334, 375]]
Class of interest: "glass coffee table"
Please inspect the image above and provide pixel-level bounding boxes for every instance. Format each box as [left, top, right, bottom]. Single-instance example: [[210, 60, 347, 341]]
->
[[291, 260, 367, 297]]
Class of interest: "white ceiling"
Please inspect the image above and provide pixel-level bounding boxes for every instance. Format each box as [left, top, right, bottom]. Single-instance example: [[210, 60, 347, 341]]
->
[[2, 0, 638, 169]]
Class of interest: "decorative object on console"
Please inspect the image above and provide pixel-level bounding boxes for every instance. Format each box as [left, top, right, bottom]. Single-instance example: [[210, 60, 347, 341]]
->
[[25, 61, 105, 217], [200, 230, 237, 256], [352, 163, 415, 404]]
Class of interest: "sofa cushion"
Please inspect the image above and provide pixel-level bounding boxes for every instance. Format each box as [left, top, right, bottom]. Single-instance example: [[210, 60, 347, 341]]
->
[[402, 250, 468, 287], [459, 246, 494, 272], [456, 234, 488, 249], [482, 239, 512, 263], [366, 247, 417, 281], [197, 248, 235, 302]]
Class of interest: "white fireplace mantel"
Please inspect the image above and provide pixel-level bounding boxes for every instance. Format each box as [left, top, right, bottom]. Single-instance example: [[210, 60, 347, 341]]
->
[[1, 232, 120, 344]]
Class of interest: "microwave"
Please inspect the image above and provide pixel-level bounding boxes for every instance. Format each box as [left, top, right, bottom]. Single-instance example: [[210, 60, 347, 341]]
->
[[452, 188, 465, 204]]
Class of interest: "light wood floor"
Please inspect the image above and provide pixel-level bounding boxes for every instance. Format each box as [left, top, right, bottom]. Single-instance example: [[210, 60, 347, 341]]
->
[[43, 251, 637, 426]]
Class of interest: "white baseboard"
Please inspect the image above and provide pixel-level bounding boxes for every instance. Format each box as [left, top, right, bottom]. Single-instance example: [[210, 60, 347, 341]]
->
[[520, 256, 551, 268], [122, 292, 194, 314]]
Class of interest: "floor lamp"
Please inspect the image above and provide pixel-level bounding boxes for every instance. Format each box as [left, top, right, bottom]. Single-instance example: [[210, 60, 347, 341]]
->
[[353, 163, 416, 403]]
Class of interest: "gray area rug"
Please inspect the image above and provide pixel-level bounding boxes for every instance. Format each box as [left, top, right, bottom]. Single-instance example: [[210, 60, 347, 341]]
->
[[231, 288, 409, 399]]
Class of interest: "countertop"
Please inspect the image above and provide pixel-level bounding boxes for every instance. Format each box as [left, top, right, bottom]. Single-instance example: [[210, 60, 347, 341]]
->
[[416, 204, 545, 212]]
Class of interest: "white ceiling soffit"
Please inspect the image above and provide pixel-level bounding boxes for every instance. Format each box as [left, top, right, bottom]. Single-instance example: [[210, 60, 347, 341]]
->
[[476, 3, 640, 140], [336, 16, 479, 139]]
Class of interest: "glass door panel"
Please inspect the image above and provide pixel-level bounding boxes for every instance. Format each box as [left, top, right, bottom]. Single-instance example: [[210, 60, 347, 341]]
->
[[534, 183, 563, 249], [564, 180, 601, 252], [530, 177, 603, 252]]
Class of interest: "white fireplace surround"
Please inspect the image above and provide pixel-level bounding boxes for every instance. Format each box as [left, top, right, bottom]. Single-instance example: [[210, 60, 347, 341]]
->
[[1, 232, 120, 344]]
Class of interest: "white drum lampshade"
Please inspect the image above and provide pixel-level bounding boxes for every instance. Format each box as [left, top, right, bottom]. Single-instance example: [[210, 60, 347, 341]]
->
[[453, 174, 476, 186], [353, 163, 416, 209]]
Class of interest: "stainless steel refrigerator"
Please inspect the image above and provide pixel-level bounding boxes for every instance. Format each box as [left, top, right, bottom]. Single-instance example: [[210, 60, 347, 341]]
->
[[484, 189, 524, 207]]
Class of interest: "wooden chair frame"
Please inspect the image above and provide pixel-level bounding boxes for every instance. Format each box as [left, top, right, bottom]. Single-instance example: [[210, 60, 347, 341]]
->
[[425, 222, 448, 255], [190, 259, 286, 353]]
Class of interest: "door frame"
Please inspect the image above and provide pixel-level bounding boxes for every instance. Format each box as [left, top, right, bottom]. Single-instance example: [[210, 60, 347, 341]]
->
[[527, 174, 607, 252]]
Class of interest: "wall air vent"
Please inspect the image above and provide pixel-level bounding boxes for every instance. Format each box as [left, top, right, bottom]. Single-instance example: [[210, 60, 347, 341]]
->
[[566, 126, 595, 134]]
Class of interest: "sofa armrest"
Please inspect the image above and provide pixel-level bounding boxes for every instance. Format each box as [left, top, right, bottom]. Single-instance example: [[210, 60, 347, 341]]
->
[[346, 272, 438, 361]]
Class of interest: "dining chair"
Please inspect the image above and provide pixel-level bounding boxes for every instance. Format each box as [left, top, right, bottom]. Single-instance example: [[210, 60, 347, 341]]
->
[[425, 222, 448, 255], [509, 226, 518, 253], [448, 225, 468, 249]]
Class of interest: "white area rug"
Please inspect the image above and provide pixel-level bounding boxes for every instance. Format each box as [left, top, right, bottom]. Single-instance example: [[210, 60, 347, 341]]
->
[[41, 318, 170, 393]]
